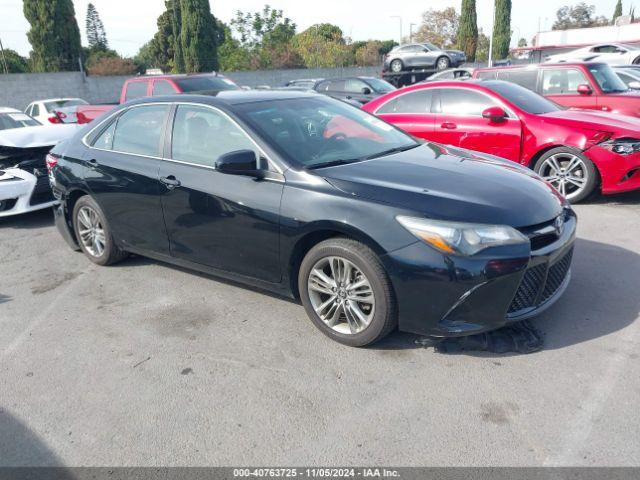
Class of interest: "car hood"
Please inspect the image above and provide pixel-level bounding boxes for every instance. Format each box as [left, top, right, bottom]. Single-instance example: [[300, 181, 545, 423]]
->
[[0, 123, 79, 148], [540, 109, 640, 135], [317, 144, 564, 228], [445, 49, 466, 56]]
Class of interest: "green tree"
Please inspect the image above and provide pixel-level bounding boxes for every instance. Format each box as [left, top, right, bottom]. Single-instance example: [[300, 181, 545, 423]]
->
[[413, 7, 459, 49], [293, 25, 352, 68], [552, 3, 609, 30], [180, 0, 219, 72], [1, 49, 30, 73], [517, 38, 527, 47], [24, 0, 82, 72], [613, 0, 623, 23], [492, 0, 511, 60], [171, 0, 184, 73], [458, 0, 478, 61], [86, 3, 108, 51], [474, 29, 490, 62]]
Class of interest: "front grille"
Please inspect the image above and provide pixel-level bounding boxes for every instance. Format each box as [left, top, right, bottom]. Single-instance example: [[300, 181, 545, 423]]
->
[[507, 247, 573, 315], [29, 174, 54, 206]]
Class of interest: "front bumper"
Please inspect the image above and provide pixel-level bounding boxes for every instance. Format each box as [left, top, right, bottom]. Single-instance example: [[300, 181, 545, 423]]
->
[[383, 211, 577, 337], [586, 146, 640, 195], [0, 167, 57, 218]]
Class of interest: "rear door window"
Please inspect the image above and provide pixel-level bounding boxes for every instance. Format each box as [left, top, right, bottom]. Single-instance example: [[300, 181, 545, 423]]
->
[[541, 68, 588, 95], [111, 104, 169, 156], [152, 80, 176, 96], [344, 79, 369, 93], [497, 69, 538, 91], [377, 90, 434, 114], [125, 81, 149, 102]]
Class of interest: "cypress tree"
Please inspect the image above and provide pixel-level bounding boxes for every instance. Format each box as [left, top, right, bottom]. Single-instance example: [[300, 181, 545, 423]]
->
[[180, 0, 218, 72], [24, 0, 82, 72], [170, 0, 185, 73], [613, 0, 623, 23], [492, 0, 512, 60], [458, 0, 478, 61], [86, 3, 108, 51]]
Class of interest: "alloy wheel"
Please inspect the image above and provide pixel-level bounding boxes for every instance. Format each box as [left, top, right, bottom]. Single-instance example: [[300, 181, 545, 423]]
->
[[391, 60, 402, 73], [539, 153, 588, 200], [437, 58, 450, 70], [77, 206, 106, 257], [307, 256, 375, 335]]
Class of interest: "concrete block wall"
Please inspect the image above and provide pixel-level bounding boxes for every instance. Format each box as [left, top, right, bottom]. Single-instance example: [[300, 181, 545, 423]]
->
[[0, 66, 381, 111]]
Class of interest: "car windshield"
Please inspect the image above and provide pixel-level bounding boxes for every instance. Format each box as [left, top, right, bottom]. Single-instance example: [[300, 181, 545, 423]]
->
[[589, 64, 629, 93], [423, 42, 439, 51], [484, 81, 561, 114], [175, 76, 240, 93], [236, 96, 419, 169], [0, 113, 40, 130], [44, 99, 87, 112], [365, 78, 396, 93]]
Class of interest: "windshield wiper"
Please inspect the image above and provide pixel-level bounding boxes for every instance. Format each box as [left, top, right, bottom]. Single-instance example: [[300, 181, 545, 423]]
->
[[307, 158, 360, 170], [364, 143, 421, 160]]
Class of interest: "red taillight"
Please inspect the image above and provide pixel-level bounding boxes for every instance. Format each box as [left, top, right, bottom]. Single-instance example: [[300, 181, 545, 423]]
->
[[46, 154, 58, 170], [47, 115, 62, 124], [57, 111, 67, 119]]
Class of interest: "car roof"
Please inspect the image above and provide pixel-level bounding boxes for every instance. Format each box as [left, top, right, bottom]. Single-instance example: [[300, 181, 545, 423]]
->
[[0, 107, 21, 113], [128, 73, 230, 81], [476, 61, 607, 71], [131, 90, 317, 108], [36, 98, 84, 103]]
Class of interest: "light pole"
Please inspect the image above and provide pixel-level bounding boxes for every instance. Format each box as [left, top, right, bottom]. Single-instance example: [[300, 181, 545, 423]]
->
[[487, 0, 497, 67], [409, 23, 417, 43], [391, 16, 403, 45]]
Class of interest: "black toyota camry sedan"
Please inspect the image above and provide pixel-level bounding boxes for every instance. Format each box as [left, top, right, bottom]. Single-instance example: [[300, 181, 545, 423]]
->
[[48, 92, 576, 347]]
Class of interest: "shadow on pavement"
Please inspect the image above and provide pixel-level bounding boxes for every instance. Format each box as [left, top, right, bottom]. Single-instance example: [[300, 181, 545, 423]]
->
[[0, 208, 54, 230], [582, 190, 640, 206]]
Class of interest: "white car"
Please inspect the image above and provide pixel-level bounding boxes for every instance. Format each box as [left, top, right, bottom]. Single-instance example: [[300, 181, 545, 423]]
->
[[545, 43, 640, 65], [24, 97, 88, 125], [0, 108, 78, 217]]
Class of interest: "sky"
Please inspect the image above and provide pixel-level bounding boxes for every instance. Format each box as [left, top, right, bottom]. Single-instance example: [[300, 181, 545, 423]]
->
[[0, 0, 627, 58]]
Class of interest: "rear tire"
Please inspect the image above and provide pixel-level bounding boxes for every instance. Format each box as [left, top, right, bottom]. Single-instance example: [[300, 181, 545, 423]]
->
[[533, 147, 598, 203], [73, 195, 128, 266], [298, 238, 397, 347], [390, 59, 404, 73]]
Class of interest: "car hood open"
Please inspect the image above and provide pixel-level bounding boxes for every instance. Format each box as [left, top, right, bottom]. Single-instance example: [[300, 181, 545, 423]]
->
[[317, 143, 564, 228]]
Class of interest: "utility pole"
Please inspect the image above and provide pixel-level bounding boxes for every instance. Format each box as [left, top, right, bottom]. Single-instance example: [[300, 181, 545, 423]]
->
[[0, 37, 9, 75], [391, 16, 403, 45], [409, 23, 417, 43], [488, 0, 497, 67]]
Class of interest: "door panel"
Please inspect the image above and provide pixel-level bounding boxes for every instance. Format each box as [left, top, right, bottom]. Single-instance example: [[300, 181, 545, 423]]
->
[[160, 104, 283, 283], [376, 89, 437, 140], [541, 68, 598, 110], [84, 104, 170, 254]]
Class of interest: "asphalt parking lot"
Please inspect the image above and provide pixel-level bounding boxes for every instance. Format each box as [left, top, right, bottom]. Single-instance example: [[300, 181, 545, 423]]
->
[[1, 193, 639, 467]]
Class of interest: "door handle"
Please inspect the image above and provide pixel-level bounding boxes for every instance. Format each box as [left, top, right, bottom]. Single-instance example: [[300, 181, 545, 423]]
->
[[160, 175, 181, 190], [87, 159, 99, 168], [441, 122, 457, 130]]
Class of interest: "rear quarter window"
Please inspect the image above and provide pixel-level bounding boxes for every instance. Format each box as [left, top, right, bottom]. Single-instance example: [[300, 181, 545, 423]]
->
[[497, 69, 538, 91]]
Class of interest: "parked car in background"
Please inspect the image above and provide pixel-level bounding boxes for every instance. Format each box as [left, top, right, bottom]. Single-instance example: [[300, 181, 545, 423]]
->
[[285, 78, 324, 89], [423, 68, 474, 82], [384, 43, 467, 73], [0, 107, 40, 130], [0, 113, 77, 217], [364, 80, 640, 202], [612, 65, 640, 89], [313, 77, 396, 105], [474, 62, 640, 117], [25, 98, 88, 125], [49, 91, 575, 346], [545, 43, 640, 65], [76, 73, 240, 124]]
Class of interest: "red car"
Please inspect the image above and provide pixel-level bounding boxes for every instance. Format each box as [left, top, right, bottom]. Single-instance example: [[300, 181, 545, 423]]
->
[[473, 62, 640, 118], [363, 80, 640, 202]]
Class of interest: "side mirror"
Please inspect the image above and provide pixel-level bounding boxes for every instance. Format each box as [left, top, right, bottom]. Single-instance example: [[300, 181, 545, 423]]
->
[[216, 149, 259, 176], [629, 81, 640, 90], [361, 87, 372, 95], [482, 106, 508, 122], [577, 84, 593, 95]]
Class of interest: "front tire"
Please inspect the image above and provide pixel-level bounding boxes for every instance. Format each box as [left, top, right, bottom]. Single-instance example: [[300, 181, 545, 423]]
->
[[298, 238, 397, 347], [436, 56, 451, 70], [534, 147, 597, 203], [73, 195, 128, 266]]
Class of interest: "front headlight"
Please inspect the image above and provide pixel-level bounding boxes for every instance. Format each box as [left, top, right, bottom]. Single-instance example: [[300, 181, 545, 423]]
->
[[601, 138, 640, 155], [396, 216, 529, 256]]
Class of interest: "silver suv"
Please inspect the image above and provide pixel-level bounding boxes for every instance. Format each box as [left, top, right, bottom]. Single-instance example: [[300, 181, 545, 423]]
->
[[384, 43, 467, 73]]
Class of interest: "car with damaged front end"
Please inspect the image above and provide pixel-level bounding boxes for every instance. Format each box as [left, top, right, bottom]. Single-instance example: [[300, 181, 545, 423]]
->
[[0, 111, 78, 217], [49, 92, 576, 346]]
